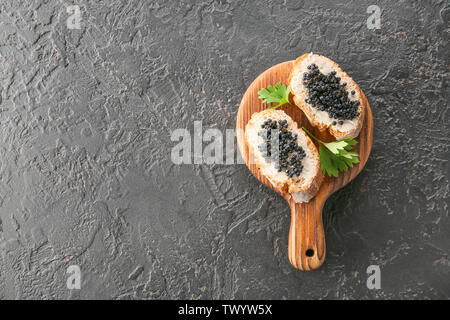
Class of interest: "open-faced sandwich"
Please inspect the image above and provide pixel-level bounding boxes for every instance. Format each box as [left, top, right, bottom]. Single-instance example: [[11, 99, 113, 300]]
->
[[245, 109, 323, 203], [288, 53, 366, 139]]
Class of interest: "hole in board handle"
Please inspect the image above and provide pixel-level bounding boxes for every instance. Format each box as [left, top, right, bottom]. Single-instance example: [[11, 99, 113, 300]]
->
[[305, 249, 314, 257]]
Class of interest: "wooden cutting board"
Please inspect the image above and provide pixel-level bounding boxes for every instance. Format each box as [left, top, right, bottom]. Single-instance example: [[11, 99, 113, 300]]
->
[[236, 61, 373, 271]]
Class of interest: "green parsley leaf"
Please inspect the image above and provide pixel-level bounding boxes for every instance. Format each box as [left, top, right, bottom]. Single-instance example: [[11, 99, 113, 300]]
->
[[319, 145, 339, 177], [302, 127, 360, 177], [257, 83, 292, 109], [322, 140, 348, 154]]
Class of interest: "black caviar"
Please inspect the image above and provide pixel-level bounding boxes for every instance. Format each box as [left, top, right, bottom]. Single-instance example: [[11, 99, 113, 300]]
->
[[257, 119, 306, 178], [303, 64, 360, 121]]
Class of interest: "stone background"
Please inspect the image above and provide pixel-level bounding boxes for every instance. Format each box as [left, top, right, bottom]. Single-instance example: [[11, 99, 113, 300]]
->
[[0, 0, 448, 299]]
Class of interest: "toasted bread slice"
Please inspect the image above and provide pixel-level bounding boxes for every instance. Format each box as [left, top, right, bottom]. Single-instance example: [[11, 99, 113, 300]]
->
[[289, 53, 366, 139], [245, 109, 323, 203]]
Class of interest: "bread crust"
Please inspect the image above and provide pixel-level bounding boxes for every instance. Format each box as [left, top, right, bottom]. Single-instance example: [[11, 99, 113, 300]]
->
[[244, 109, 323, 202], [288, 53, 366, 139]]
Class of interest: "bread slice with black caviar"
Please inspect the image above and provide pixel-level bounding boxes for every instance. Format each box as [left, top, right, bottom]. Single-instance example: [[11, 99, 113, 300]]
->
[[288, 53, 366, 139], [245, 109, 323, 203]]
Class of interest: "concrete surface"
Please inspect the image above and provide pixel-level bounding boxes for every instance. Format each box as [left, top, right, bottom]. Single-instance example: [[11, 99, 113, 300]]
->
[[0, 0, 448, 299]]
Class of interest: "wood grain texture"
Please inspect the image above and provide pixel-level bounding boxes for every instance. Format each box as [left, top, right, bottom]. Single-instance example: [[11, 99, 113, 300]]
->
[[236, 61, 373, 271]]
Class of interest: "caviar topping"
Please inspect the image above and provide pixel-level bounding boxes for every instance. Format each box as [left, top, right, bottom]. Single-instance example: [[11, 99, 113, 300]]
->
[[303, 64, 360, 121], [258, 119, 306, 178]]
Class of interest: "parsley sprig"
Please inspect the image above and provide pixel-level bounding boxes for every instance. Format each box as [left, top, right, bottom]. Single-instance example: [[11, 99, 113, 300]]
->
[[257, 82, 360, 177], [302, 127, 359, 177], [257, 83, 293, 109]]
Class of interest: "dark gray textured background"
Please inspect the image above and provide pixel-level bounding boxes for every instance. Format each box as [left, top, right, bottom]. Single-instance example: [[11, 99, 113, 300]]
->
[[0, 0, 448, 300]]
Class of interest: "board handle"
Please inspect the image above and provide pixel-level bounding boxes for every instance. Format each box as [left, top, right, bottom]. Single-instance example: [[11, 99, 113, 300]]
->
[[288, 198, 326, 271]]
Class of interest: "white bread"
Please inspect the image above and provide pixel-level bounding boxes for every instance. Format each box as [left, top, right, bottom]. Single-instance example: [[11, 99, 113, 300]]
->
[[289, 53, 366, 139], [245, 109, 323, 203]]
